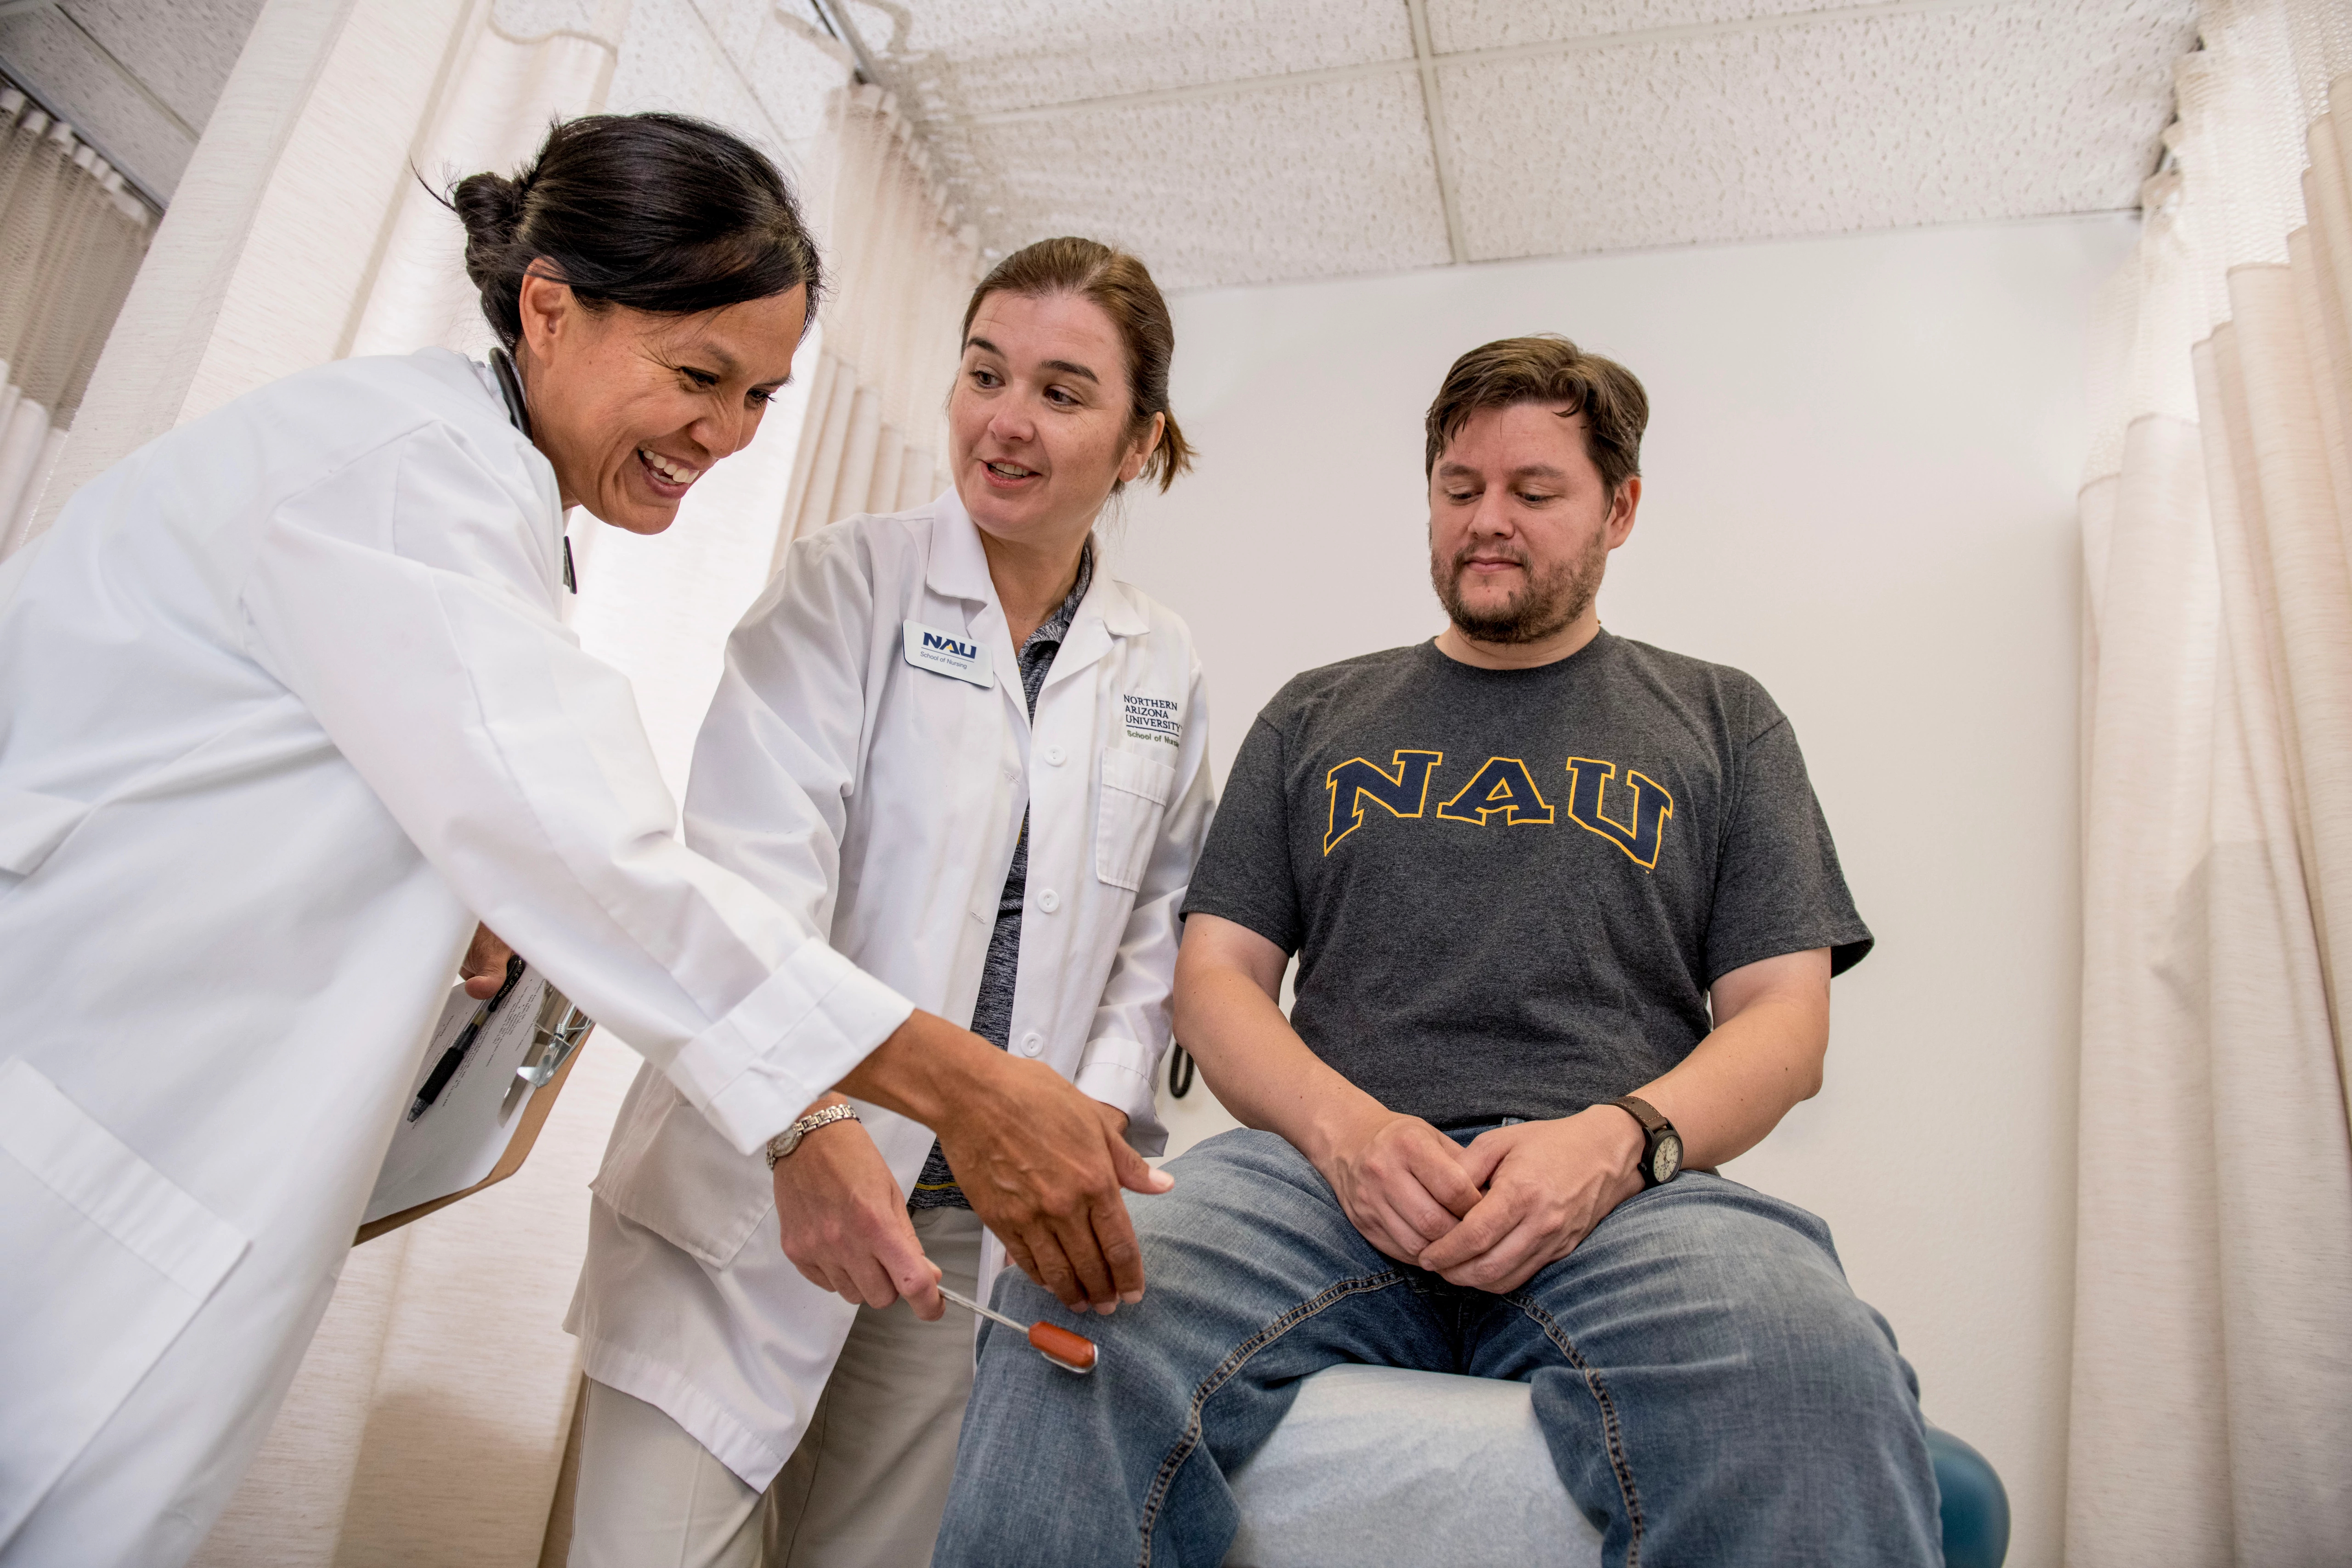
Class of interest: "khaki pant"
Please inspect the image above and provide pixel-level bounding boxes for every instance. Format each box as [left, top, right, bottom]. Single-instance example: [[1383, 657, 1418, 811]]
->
[[569, 1208, 985, 1568]]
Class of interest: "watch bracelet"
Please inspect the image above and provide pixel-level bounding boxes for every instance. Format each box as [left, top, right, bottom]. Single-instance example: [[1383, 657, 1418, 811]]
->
[[765, 1102, 860, 1168]]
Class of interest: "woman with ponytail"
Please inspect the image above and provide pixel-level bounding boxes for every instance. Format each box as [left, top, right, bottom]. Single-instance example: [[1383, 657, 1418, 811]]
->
[[0, 123, 1161, 1568], [564, 237, 1213, 1568]]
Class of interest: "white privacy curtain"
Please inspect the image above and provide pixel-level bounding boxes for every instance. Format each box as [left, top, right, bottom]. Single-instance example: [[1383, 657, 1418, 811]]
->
[[774, 82, 983, 566], [0, 86, 150, 558], [2073, 1, 2352, 1562]]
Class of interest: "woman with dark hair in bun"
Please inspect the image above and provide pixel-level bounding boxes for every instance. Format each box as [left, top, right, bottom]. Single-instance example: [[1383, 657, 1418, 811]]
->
[[0, 119, 1161, 1568]]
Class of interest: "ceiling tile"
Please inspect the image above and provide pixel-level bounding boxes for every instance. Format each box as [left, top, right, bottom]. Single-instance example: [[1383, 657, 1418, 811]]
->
[[1428, 0, 1869, 55], [697, 0, 776, 62], [847, 0, 1412, 119], [743, 16, 857, 151], [927, 71, 1452, 289], [612, 0, 787, 153], [1441, 1, 2194, 263], [0, 8, 198, 198], [48, 0, 264, 133]]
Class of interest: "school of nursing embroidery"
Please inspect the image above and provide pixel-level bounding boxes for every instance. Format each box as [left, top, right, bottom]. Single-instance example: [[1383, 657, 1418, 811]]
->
[[1323, 748, 1675, 870], [1122, 693, 1182, 747]]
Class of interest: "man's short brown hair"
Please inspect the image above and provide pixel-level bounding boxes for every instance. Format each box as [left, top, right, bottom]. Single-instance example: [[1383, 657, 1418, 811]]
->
[[1423, 335, 1649, 496]]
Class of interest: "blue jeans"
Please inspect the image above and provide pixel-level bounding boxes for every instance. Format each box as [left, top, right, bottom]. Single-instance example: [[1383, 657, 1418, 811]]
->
[[932, 1128, 1940, 1568]]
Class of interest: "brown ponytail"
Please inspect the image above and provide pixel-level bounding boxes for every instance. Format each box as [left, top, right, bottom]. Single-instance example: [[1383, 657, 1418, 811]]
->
[[960, 237, 1194, 493]]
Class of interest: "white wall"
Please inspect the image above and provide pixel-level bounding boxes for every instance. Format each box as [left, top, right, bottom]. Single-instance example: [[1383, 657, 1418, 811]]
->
[[1124, 214, 2137, 1567]]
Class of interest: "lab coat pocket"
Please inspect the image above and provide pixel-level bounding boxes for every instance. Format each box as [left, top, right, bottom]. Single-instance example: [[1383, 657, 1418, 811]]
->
[[0, 1059, 249, 1540], [1095, 748, 1176, 892], [591, 1077, 774, 1270]]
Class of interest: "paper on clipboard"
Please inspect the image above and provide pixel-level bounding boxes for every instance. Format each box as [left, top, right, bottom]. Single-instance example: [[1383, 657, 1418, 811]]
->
[[363, 966, 572, 1227]]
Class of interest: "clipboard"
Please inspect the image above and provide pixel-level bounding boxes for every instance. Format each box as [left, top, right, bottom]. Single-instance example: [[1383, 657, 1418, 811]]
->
[[356, 968, 595, 1245]]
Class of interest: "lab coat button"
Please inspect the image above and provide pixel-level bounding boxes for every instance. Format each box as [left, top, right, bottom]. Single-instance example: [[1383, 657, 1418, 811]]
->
[[1020, 1032, 1044, 1057], [1037, 889, 1061, 913], [1044, 745, 1067, 765]]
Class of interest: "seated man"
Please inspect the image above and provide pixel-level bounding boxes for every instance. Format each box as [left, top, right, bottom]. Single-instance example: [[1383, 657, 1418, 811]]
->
[[931, 336, 1941, 1568]]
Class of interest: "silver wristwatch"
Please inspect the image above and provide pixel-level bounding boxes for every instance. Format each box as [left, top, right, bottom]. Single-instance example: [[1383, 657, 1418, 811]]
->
[[765, 1102, 860, 1168]]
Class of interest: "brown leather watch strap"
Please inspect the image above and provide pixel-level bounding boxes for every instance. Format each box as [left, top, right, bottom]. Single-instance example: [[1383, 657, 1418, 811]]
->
[[1610, 1094, 1668, 1135], [1607, 1094, 1680, 1188]]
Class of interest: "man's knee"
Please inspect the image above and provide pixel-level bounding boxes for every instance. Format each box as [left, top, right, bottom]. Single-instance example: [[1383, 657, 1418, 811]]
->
[[1674, 1186, 1915, 1421], [1577, 1180, 1918, 1420], [1125, 1128, 1340, 1251], [1150, 1128, 1324, 1207], [1746, 1263, 1916, 1426]]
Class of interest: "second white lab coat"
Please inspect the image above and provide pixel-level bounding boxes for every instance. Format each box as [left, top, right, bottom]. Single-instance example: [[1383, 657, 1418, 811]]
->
[[0, 350, 913, 1566], [569, 490, 1215, 1488]]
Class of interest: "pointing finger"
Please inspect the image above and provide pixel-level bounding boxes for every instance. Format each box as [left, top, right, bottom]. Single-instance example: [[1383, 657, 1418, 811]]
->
[[1110, 1136, 1174, 1195]]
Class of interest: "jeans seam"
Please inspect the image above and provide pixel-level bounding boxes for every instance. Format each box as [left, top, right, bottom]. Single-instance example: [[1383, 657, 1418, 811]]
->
[[1508, 1293, 1645, 1568], [1135, 1268, 1408, 1568]]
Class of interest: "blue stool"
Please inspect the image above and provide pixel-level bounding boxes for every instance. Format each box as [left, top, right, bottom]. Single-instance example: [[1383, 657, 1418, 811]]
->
[[1928, 1427, 2011, 1568]]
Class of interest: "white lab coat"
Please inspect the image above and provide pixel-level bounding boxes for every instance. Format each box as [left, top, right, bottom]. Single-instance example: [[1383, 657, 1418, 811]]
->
[[0, 349, 914, 1567], [569, 490, 1215, 1488]]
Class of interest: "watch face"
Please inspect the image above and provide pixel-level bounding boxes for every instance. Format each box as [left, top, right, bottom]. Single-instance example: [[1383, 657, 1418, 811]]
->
[[1652, 1133, 1683, 1184]]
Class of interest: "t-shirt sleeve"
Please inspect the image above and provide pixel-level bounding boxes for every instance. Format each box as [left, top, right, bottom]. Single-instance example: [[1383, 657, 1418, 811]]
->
[[1705, 706, 1874, 982], [1180, 713, 1304, 954]]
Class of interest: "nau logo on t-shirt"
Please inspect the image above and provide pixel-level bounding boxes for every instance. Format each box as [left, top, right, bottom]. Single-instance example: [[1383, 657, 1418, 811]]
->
[[1323, 748, 1674, 870]]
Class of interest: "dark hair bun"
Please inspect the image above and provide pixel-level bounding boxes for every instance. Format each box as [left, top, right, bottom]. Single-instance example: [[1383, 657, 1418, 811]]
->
[[440, 114, 823, 352], [451, 171, 526, 260]]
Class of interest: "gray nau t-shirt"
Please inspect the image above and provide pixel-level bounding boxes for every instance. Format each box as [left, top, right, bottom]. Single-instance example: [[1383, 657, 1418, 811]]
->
[[1182, 632, 1871, 1130]]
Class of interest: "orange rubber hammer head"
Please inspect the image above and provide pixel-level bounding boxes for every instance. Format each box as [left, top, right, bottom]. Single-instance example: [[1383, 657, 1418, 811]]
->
[[1028, 1321, 1098, 1375], [937, 1284, 1100, 1375]]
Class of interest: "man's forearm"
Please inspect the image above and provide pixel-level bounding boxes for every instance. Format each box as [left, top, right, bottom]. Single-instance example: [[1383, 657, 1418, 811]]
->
[[1631, 956, 1829, 1169], [1173, 964, 1386, 1166]]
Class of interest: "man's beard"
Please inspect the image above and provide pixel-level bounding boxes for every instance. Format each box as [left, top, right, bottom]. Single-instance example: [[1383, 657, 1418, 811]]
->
[[1431, 528, 1607, 645]]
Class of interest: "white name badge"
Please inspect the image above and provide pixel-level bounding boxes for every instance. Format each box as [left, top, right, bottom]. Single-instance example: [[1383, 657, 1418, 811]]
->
[[902, 620, 995, 687]]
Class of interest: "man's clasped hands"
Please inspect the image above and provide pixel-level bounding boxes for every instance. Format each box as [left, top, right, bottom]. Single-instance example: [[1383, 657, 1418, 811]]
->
[[1308, 1103, 1651, 1295]]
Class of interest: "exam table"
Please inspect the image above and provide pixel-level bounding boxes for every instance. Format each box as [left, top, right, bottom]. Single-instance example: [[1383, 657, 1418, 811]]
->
[[1222, 1363, 2011, 1568]]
